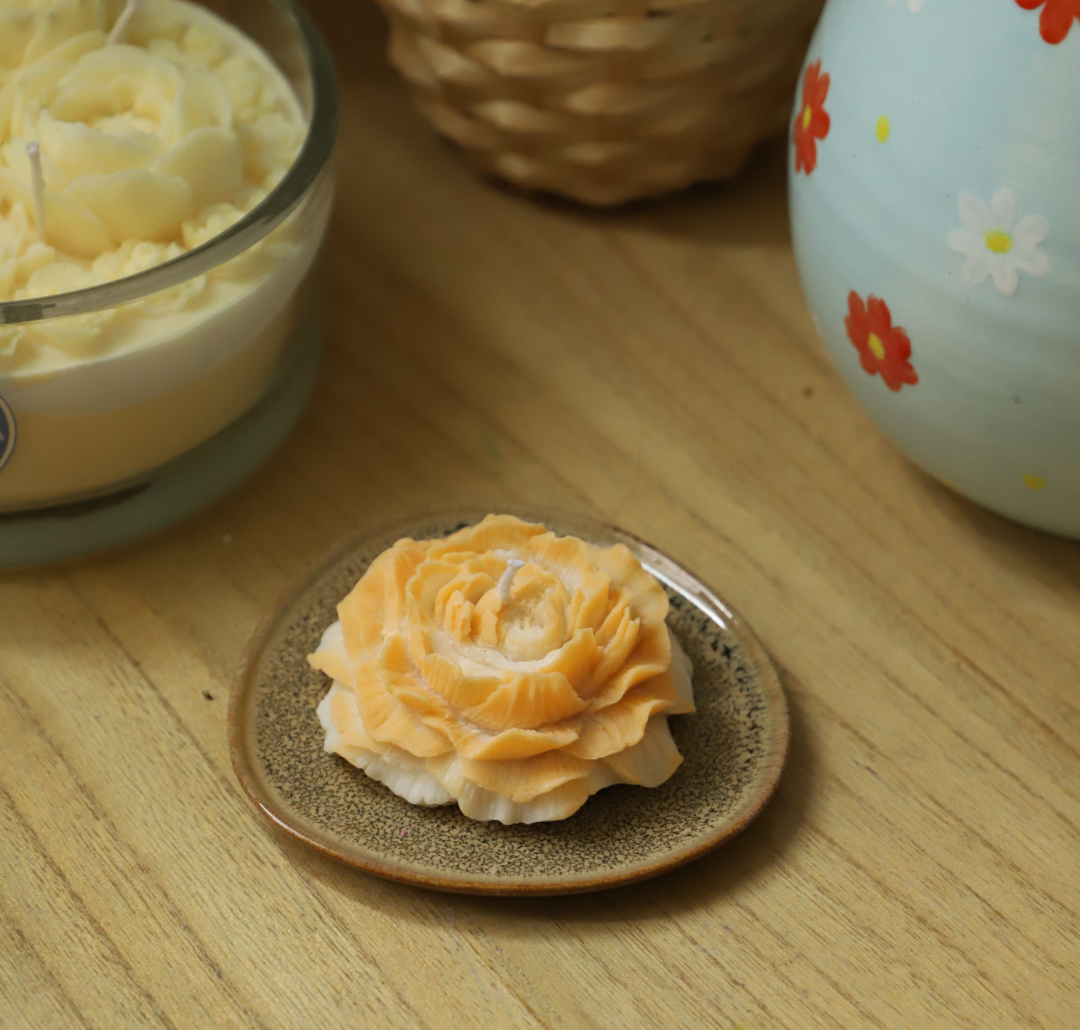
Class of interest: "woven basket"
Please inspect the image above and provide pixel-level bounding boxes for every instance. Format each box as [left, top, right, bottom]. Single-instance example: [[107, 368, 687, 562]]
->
[[375, 0, 824, 205]]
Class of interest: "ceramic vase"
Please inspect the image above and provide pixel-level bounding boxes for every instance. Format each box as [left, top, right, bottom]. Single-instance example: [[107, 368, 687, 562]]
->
[[789, 0, 1080, 536]]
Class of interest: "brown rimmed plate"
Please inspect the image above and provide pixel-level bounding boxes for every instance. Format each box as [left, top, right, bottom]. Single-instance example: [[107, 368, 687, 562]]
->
[[229, 507, 788, 896]]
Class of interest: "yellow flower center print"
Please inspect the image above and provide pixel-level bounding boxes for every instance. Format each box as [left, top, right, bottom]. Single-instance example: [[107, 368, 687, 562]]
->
[[802, 104, 813, 130], [876, 116, 890, 143], [984, 229, 1014, 254], [867, 332, 886, 360]]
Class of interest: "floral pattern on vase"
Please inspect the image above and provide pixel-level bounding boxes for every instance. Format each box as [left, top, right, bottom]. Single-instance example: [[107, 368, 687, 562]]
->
[[792, 61, 831, 175], [947, 188, 1051, 296], [1015, 0, 1080, 43], [844, 293, 918, 391]]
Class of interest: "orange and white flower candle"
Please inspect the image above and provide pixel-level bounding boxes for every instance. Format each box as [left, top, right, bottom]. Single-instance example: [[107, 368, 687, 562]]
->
[[309, 515, 696, 825]]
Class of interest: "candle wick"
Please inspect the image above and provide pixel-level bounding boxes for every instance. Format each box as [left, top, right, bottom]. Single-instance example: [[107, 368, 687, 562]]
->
[[497, 560, 525, 602], [107, 0, 141, 45], [25, 142, 46, 244]]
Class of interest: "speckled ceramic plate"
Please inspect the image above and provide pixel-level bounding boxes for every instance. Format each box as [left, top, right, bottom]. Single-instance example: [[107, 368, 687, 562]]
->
[[229, 507, 788, 896]]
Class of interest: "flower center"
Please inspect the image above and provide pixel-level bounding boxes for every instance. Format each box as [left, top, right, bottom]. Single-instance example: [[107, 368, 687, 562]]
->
[[984, 229, 1013, 254], [867, 332, 886, 360], [801, 105, 812, 131]]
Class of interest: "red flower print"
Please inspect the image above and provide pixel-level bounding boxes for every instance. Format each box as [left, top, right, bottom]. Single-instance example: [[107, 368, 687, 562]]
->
[[1016, 0, 1080, 43], [844, 292, 918, 392], [793, 60, 830, 175]]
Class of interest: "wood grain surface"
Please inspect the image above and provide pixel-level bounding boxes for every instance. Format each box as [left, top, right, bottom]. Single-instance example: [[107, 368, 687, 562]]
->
[[2, 2, 1078, 1027]]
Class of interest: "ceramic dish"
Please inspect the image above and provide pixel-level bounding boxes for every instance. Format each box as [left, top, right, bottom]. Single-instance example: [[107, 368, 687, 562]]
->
[[229, 508, 789, 896]]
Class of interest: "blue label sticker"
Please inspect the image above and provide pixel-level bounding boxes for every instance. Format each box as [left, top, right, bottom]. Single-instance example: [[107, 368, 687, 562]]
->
[[0, 393, 15, 472]]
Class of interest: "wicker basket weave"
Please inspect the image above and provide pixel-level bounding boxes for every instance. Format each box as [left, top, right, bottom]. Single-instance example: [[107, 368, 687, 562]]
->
[[376, 0, 824, 205]]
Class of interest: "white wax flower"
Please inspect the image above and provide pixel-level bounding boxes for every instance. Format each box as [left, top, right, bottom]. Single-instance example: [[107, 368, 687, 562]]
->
[[0, 0, 306, 370]]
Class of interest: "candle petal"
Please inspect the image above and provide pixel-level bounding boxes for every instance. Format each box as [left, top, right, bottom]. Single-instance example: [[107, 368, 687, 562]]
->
[[0, 164, 111, 256], [22, 1, 103, 65], [152, 124, 242, 209], [65, 168, 193, 244], [38, 110, 164, 181]]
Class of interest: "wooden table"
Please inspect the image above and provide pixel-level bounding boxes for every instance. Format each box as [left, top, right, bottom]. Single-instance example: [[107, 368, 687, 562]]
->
[[3, 3, 1078, 1027]]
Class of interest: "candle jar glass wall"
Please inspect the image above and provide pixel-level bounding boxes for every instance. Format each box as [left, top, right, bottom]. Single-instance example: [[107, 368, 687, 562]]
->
[[0, 0, 337, 565]]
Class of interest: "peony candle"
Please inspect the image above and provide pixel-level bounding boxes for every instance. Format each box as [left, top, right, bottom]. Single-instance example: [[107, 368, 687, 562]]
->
[[0, 0, 336, 557], [309, 515, 697, 825]]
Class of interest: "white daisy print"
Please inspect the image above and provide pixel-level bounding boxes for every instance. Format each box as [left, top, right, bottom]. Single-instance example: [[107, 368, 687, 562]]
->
[[887, 0, 925, 12], [947, 188, 1050, 297]]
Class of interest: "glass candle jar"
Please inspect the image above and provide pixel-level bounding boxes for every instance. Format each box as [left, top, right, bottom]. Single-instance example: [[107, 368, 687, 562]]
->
[[0, 0, 337, 565]]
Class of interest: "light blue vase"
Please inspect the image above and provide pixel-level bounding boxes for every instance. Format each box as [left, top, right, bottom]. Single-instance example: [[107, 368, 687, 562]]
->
[[789, 0, 1080, 536]]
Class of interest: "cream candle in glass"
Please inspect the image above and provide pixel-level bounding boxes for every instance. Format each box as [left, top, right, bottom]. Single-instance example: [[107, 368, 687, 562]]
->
[[0, 0, 337, 565]]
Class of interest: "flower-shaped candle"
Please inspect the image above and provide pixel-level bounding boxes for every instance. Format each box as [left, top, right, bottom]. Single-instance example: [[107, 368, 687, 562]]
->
[[0, 0, 334, 514], [310, 515, 696, 824]]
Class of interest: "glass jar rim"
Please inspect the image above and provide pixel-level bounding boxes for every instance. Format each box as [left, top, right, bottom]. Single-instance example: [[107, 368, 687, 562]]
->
[[0, 0, 338, 326]]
